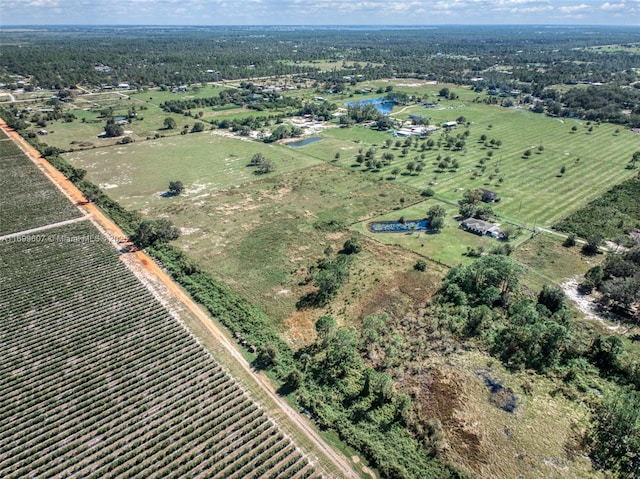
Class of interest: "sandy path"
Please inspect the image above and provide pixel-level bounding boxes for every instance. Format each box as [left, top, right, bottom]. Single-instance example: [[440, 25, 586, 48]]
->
[[0, 119, 358, 479]]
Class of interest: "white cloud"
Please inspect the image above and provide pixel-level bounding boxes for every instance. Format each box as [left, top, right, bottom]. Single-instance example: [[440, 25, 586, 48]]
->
[[600, 1, 626, 8], [558, 3, 591, 12], [24, 0, 59, 6]]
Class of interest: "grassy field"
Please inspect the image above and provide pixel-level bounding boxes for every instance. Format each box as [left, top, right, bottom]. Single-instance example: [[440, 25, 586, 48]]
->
[[352, 199, 528, 267], [64, 130, 324, 210], [61, 81, 640, 324], [307, 96, 639, 228], [420, 350, 602, 479], [513, 233, 602, 292]]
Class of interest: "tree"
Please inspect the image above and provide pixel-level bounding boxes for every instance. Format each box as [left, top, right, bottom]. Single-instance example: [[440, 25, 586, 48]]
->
[[414, 260, 427, 271], [342, 237, 362, 255], [427, 204, 446, 221], [315, 315, 337, 343], [168, 180, 184, 196], [406, 161, 415, 174], [560, 165, 566, 175], [255, 159, 275, 174], [132, 219, 180, 248], [583, 234, 604, 255], [249, 153, 265, 166], [590, 387, 640, 478], [537, 284, 566, 314], [430, 215, 445, 231], [581, 265, 604, 293], [438, 87, 450, 98], [163, 117, 177, 129], [563, 234, 577, 247], [190, 121, 205, 133], [104, 119, 123, 138]]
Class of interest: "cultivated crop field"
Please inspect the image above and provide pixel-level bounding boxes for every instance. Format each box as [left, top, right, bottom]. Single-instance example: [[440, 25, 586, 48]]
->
[[0, 137, 81, 235], [0, 220, 321, 479]]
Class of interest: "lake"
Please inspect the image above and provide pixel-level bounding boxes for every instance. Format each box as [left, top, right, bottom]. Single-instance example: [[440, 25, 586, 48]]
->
[[288, 137, 322, 148], [345, 97, 395, 115]]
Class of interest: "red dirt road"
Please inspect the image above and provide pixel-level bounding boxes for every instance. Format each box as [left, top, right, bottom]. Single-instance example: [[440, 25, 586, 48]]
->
[[1, 119, 359, 479]]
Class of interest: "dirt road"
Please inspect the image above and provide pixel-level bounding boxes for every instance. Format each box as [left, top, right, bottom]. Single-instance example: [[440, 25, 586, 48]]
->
[[1, 119, 359, 479]]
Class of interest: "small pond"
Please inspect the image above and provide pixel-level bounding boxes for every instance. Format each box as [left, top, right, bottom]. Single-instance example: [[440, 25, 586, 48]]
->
[[368, 218, 429, 233], [345, 97, 395, 115], [288, 137, 322, 148]]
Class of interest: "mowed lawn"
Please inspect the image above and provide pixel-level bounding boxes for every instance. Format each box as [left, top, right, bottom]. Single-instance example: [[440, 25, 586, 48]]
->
[[352, 199, 529, 267], [64, 131, 324, 210], [311, 99, 640, 228]]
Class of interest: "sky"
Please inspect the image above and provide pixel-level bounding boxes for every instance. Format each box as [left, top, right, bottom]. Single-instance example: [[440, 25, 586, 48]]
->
[[2, 0, 639, 26]]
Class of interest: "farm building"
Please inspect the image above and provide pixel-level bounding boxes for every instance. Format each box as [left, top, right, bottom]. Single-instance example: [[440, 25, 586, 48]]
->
[[442, 121, 457, 128], [461, 218, 502, 238], [480, 188, 499, 202]]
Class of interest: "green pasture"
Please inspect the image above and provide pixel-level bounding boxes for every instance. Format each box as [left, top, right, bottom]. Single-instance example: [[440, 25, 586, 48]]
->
[[64, 130, 324, 210], [112, 161, 418, 322], [127, 84, 228, 107], [311, 101, 640, 229], [352, 199, 525, 267], [513, 232, 600, 292], [28, 95, 186, 149]]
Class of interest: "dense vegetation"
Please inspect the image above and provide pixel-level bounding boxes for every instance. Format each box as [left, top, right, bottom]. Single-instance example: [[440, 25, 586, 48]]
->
[[554, 173, 640, 242], [2, 26, 640, 125]]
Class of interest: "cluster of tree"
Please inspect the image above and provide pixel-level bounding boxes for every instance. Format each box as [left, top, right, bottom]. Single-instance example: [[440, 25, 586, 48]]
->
[[103, 118, 124, 138], [590, 387, 640, 478], [160, 88, 302, 115], [3, 26, 639, 95], [264, 123, 303, 143], [340, 102, 382, 126], [247, 153, 275, 175], [458, 189, 494, 220], [559, 86, 640, 125], [291, 314, 463, 479], [297, 237, 361, 308], [297, 101, 337, 121], [132, 219, 180, 248], [582, 245, 640, 321]]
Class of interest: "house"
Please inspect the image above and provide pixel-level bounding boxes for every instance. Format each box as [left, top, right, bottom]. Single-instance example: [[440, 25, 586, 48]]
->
[[117, 83, 130, 90], [461, 218, 502, 238], [37, 129, 48, 135], [480, 188, 499, 203]]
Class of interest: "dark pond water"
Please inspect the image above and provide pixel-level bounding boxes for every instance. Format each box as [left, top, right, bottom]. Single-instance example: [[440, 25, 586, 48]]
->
[[368, 219, 429, 233], [288, 137, 322, 148], [345, 97, 395, 115]]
